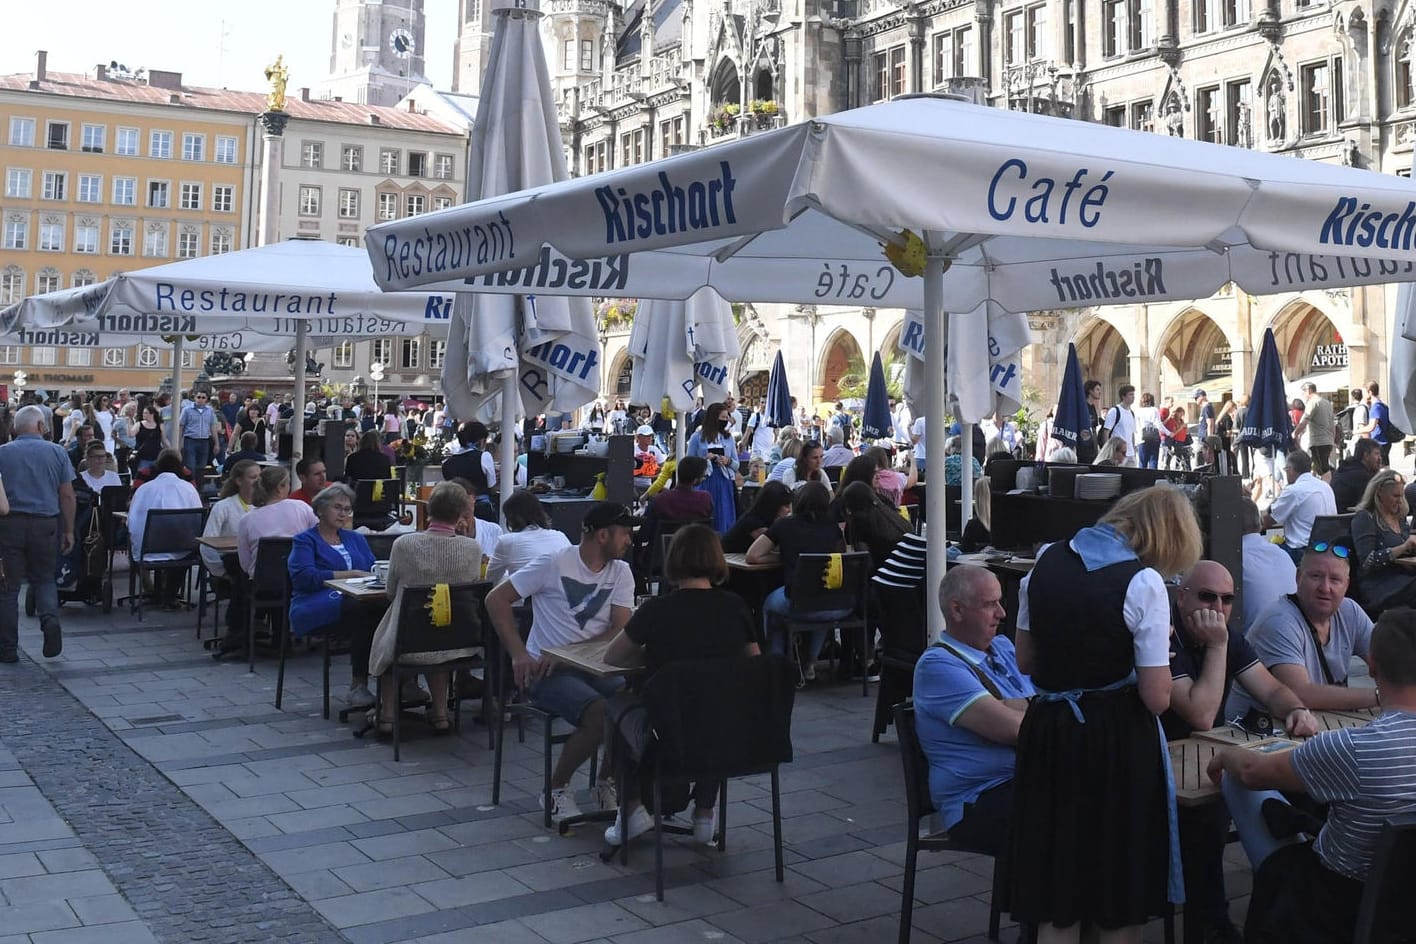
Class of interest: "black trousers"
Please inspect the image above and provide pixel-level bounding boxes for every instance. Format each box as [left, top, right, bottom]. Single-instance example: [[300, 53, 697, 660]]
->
[[1178, 801, 1231, 930], [948, 780, 1013, 857]]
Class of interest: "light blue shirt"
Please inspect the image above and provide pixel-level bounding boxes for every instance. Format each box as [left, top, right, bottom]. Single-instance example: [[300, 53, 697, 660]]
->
[[178, 403, 215, 441], [0, 434, 72, 516]]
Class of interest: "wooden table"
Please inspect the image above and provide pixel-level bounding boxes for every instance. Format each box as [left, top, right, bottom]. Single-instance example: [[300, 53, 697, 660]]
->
[[724, 552, 781, 572], [724, 552, 783, 647], [1327, 706, 1383, 722], [197, 534, 239, 554], [543, 638, 640, 678], [1194, 710, 1373, 746], [324, 576, 386, 602], [1170, 736, 1300, 805]]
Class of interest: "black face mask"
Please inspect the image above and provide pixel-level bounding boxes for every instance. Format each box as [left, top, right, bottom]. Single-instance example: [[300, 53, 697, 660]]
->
[[719, 419, 731, 431]]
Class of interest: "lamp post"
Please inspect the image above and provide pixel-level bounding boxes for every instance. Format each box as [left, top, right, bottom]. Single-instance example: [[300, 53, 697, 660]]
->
[[370, 362, 385, 404], [11, 370, 26, 405], [727, 0, 781, 134]]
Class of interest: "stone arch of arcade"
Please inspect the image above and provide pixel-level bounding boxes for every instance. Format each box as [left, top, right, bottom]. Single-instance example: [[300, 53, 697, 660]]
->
[[607, 348, 633, 400], [1071, 314, 1132, 404], [1267, 299, 1350, 396], [816, 326, 865, 405], [1154, 307, 1235, 399]]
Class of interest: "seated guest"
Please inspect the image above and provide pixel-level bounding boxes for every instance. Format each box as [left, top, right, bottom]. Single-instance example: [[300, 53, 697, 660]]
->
[[646, 456, 713, 522], [66, 423, 97, 471], [1045, 445, 1077, 464], [1240, 498, 1297, 632], [344, 430, 394, 483], [821, 425, 855, 469], [942, 436, 984, 487], [59, 442, 122, 591], [1165, 560, 1318, 944], [368, 482, 483, 733], [75, 441, 122, 495], [721, 481, 792, 554], [1208, 607, 1416, 943], [447, 477, 504, 557], [913, 565, 1034, 855], [1093, 436, 1130, 467], [779, 441, 834, 494], [838, 481, 911, 570], [236, 466, 317, 578], [289, 457, 328, 504], [484, 502, 637, 824], [767, 425, 799, 465], [222, 432, 265, 474], [747, 481, 847, 682], [441, 421, 497, 521], [1229, 543, 1379, 716], [127, 449, 202, 609], [485, 490, 571, 582], [342, 428, 360, 460], [1330, 438, 1382, 511], [602, 525, 760, 845], [958, 477, 993, 553], [1352, 467, 1416, 613], [289, 484, 380, 709], [766, 439, 802, 483], [1265, 451, 1337, 564], [203, 459, 260, 653]]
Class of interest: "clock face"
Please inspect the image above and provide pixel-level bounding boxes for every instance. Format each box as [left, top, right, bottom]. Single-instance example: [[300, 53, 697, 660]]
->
[[390, 28, 415, 58]]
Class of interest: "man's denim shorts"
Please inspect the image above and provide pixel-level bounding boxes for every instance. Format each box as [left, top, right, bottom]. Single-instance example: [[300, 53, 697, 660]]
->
[[528, 667, 624, 725]]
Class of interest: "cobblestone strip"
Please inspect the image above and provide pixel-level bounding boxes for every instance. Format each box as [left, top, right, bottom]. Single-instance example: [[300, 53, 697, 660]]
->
[[1, 656, 351, 944]]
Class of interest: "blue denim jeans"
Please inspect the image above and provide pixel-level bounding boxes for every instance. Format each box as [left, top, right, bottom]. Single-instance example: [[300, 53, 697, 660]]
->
[[762, 586, 851, 663], [182, 436, 212, 481]]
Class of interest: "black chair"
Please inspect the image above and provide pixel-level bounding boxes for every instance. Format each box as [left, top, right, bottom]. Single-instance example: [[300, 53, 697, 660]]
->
[[97, 485, 128, 614], [364, 530, 399, 562], [351, 478, 400, 531], [644, 516, 712, 595], [247, 536, 293, 680], [385, 582, 487, 762], [1354, 814, 1416, 944], [131, 508, 203, 622], [639, 655, 796, 900], [777, 551, 872, 694], [872, 581, 927, 741]]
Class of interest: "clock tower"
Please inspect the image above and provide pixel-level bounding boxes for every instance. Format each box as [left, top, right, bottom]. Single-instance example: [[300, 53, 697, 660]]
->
[[319, 0, 430, 107]]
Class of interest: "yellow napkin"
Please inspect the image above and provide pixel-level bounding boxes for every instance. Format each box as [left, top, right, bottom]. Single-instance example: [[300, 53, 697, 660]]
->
[[822, 553, 843, 590], [425, 583, 452, 627], [371, 480, 384, 502]]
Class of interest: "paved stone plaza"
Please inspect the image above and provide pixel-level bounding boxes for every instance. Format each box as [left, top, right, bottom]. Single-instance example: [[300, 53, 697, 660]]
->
[[0, 586, 1251, 944]]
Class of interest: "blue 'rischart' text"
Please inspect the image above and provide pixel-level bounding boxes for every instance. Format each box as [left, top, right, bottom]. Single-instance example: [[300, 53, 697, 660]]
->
[[596, 161, 738, 245]]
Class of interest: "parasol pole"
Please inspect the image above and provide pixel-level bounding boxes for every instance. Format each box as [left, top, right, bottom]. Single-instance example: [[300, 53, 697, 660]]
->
[[291, 320, 308, 462], [500, 371, 517, 516], [924, 255, 948, 645]]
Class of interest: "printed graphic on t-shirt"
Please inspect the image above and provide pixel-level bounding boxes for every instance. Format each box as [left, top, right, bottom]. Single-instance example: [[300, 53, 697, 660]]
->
[[562, 577, 612, 630]]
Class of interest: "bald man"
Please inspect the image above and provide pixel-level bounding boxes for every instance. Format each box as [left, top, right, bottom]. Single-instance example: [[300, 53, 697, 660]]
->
[[1164, 560, 1317, 944]]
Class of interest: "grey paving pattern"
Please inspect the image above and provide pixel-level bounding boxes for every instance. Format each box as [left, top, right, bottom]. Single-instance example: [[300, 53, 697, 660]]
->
[[0, 586, 1252, 943]]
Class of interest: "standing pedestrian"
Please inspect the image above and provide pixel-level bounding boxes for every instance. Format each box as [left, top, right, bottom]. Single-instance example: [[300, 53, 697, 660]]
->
[[0, 406, 70, 662], [177, 390, 219, 488], [1292, 382, 1337, 477]]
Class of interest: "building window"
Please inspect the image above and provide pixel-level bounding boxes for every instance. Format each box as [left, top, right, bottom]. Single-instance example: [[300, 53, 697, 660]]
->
[[73, 224, 98, 254], [406, 194, 425, 216], [1301, 57, 1343, 136], [333, 340, 354, 367], [215, 135, 238, 164], [1399, 32, 1415, 111], [434, 154, 454, 179], [380, 149, 400, 174], [31, 347, 57, 366], [6, 168, 31, 198], [113, 177, 136, 205], [110, 223, 134, 256], [377, 192, 398, 220], [1196, 86, 1221, 142], [36, 269, 60, 293], [182, 350, 196, 367], [338, 189, 360, 218], [41, 172, 66, 201], [9, 117, 35, 147], [336, 235, 359, 247], [301, 141, 323, 168], [180, 183, 202, 210], [72, 268, 96, 287], [0, 268, 24, 304], [46, 121, 70, 150], [102, 348, 126, 367], [137, 346, 160, 368], [68, 348, 92, 367], [933, 26, 974, 85], [434, 196, 453, 211], [177, 230, 200, 258], [1226, 79, 1254, 146], [1104, 105, 1127, 126], [371, 338, 392, 366], [143, 225, 168, 258], [562, 40, 575, 71], [1224, 0, 1250, 27], [400, 338, 421, 369], [408, 152, 428, 177], [1063, 0, 1076, 63], [1104, 0, 1125, 56], [0, 347, 18, 365], [81, 123, 105, 153], [1131, 99, 1155, 132], [1130, 0, 1154, 50], [299, 186, 321, 216], [1004, 10, 1025, 65], [581, 39, 595, 72], [873, 45, 907, 101], [4, 218, 27, 250], [39, 220, 63, 252], [181, 132, 205, 161], [150, 130, 173, 158], [115, 127, 138, 156], [210, 230, 233, 255], [212, 185, 233, 213], [77, 173, 100, 203], [147, 180, 170, 208], [342, 145, 362, 171], [430, 339, 446, 370]]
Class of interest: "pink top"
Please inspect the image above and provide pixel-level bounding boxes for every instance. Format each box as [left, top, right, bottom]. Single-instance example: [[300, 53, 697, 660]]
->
[[873, 468, 908, 506], [237, 499, 317, 575]]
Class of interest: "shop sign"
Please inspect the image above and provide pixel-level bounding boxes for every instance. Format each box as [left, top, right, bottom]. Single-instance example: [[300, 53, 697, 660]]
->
[[1310, 344, 1349, 369]]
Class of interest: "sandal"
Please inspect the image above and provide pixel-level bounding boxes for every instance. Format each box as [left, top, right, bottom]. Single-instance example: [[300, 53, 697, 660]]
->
[[428, 713, 451, 735]]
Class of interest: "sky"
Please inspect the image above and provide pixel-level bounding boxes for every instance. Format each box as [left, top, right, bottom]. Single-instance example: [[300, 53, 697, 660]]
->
[[0, 0, 460, 93]]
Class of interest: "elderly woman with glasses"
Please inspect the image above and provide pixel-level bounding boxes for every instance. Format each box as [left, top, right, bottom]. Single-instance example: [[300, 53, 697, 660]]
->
[[1351, 468, 1416, 613], [289, 483, 380, 708]]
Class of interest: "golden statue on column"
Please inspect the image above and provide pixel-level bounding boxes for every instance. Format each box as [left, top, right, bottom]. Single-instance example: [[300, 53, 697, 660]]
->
[[264, 55, 289, 112]]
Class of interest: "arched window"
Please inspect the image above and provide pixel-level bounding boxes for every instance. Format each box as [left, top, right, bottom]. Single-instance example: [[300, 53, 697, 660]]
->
[[0, 265, 24, 304], [71, 268, 97, 287], [1398, 27, 1414, 111]]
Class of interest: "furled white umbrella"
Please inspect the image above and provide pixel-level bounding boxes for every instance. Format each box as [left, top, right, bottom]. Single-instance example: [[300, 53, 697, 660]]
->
[[443, 0, 600, 510], [369, 95, 1416, 640]]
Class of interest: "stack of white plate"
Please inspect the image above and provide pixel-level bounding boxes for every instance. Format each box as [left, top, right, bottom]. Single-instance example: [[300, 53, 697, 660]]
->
[[1075, 473, 1123, 500]]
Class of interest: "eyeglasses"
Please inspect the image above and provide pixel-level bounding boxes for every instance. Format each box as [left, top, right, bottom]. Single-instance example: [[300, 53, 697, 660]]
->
[[1190, 589, 1236, 605], [330, 505, 353, 514], [1310, 542, 1351, 559]]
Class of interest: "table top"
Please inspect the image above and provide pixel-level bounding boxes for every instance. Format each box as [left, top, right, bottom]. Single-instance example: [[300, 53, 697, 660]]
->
[[1193, 710, 1373, 746], [542, 638, 639, 678], [1170, 736, 1300, 805], [725, 551, 781, 572], [197, 535, 239, 553], [324, 576, 387, 601]]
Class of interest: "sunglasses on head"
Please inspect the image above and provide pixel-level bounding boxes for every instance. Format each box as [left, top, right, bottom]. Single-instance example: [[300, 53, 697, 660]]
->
[[1310, 542, 1351, 559], [1192, 589, 1236, 605]]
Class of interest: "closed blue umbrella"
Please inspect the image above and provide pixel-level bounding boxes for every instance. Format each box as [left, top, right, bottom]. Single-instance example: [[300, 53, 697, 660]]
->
[[1236, 328, 1293, 452], [1050, 343, 1095, 460], [862, 351, 893, 441], [766, 350, 793, 428]]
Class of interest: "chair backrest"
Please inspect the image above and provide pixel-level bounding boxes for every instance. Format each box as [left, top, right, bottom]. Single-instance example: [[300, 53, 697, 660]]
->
[[1310, 513, 1357, 550], [251, 537, 294, 602], [352, 478, 399, 516], [1354, 814, 1416, 944], [788, 551, 871, 616], [892, 702, 937, 826], [393, 582, 488, 657], [98, 485, 129, 546], [139, 508, 203, 559], [643, 654, 795, 779], [823, 465, 844, 485], [364, 530, 399, 561]]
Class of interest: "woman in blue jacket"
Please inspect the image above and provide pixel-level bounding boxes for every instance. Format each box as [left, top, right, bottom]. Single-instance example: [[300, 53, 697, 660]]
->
[[289, 483, 380, 708]]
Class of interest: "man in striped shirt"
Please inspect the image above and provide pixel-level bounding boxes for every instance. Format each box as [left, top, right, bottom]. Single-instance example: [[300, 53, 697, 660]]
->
[[1207, 607, 1416, 942]]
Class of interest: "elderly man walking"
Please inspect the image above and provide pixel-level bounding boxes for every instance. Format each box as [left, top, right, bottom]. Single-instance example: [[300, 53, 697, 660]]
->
[[0, 405, 76, 662]]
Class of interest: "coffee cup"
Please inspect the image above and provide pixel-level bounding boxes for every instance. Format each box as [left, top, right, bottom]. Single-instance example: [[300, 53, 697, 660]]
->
[[371, 560, 390, 583]]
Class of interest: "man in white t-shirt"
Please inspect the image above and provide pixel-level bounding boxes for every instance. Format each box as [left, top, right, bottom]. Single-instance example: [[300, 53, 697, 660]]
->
[[1100, 385, 1139, 467], [741, 402, 777, 459], [911, 416, 927, 474], [485, 502, 638, 825]]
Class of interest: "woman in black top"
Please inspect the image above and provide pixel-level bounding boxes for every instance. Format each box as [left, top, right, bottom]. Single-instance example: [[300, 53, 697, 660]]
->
[[345, 430, 395, 482], [721, 481, 792, 553], [237, 405, 268, 455], [836, 481, 910, 570], [604, 525, 759, 846], [132, 403, 167, 472], [958, 477, 992, 553]]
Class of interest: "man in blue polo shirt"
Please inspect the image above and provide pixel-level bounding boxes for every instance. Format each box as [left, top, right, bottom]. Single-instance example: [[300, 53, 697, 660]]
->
[[913, 564, 1034, 854], [0, 405, 77, 662], [177, 389, 219, 488]]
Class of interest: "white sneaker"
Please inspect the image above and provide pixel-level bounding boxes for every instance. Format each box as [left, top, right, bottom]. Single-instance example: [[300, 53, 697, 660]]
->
[[540, 788, 582, 824], [346, 683, 376, 709], [693, 813, 716, 845], [594, 779, 618, 811], [604, 805, 655, 845]]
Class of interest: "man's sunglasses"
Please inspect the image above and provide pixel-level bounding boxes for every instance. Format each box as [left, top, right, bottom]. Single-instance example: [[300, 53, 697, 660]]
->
[[1190, 589, 1236, 605], [1310, 542, 1351, 559]]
